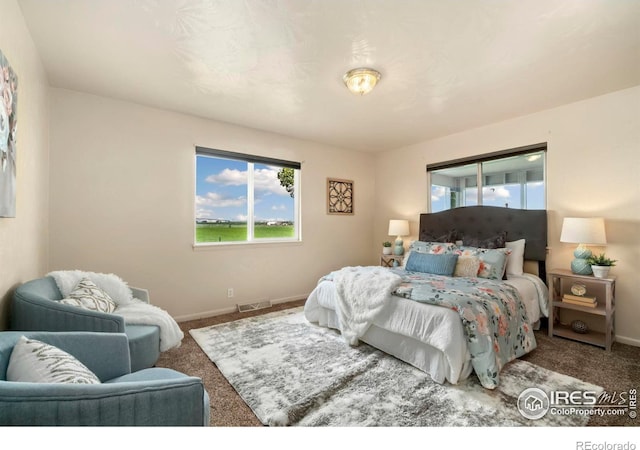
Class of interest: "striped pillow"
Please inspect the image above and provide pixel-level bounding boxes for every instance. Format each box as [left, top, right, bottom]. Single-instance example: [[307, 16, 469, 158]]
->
[[405, 252, 459, 276], [60, 277, 117, 313], [7, 336, 101, 384]]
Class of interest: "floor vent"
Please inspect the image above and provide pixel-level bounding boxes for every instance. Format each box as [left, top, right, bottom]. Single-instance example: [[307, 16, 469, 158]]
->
[[237, 300, 272, 313]]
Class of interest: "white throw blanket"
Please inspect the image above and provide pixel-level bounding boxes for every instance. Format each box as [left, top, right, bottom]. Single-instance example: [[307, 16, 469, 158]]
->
[[47, 270, 183, 351], [332, 266, 402, 345]]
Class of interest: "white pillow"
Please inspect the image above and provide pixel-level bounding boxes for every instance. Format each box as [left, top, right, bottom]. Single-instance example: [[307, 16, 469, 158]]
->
[[454, 255, 481, 277], [506, 239, 526, 276], [7, 336, 101, 384], [60, 277, 117, 313]]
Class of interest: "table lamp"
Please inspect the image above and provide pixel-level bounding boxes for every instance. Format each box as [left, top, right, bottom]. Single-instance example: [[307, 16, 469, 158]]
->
[[388, 219, 410, 256], [560, 217, 606, 275]]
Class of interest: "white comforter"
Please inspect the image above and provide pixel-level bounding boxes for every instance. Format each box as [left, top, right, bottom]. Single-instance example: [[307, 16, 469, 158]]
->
[[304, 272, 548, 385]]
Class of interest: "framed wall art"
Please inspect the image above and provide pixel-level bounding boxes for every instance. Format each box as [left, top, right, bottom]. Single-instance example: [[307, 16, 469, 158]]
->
[[0, 49, 18, 218], [327, 178, 354, 215]]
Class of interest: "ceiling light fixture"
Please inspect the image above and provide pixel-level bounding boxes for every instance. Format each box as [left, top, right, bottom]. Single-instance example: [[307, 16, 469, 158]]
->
[[343, 68, 381, 95]]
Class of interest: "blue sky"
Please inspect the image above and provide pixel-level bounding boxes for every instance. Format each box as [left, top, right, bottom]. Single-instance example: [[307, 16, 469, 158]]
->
[[195, 156, 294, 222]]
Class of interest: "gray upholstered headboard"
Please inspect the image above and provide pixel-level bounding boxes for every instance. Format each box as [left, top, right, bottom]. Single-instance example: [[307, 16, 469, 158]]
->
[[419, 206, 548, 277]]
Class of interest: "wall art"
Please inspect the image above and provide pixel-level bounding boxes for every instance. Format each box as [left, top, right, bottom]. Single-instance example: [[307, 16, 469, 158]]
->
[[327, 178, 354, 215], [0, 49, 18, 217]]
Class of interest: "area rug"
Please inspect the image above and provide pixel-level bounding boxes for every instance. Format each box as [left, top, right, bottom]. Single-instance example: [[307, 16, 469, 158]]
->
[[190, 307, 602, 427]]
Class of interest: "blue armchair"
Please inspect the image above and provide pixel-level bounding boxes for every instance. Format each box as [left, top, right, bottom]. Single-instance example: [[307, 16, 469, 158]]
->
[[0, 331, 209, 426], [11, 276, 160, 372]]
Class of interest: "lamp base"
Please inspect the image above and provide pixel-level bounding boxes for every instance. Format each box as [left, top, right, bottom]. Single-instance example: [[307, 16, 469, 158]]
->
[[571, 258, 593, 275], [394, 238, 404, 256], [571, 244, 593, 275]]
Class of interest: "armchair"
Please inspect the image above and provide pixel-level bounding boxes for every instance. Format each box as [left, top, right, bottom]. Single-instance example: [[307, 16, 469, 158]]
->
[[0, 331, 209, 426], [11, 276, 160, 372]]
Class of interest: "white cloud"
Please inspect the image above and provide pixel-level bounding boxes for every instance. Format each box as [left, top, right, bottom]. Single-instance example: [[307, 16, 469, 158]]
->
[[254, 167, 289, 196], [196, 207, 214, 219], [206, 167, 290, 196], [271, 204, 287, 211], [431, 185, 446, 201], [196, 192, 246, 208], [205, 168, 246, 186]]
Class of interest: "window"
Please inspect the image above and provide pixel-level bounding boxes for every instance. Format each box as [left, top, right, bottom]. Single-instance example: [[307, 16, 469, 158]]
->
[[195, 147, 301, 244], [428, 143, 546, 212]]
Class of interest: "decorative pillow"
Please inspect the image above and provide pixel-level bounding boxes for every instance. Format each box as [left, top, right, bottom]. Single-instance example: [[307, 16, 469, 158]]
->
[[60, 278, 117, 313], [461, 231, 507, 249], [453, 256, 481, 278], [401, 250, 412, 270], [506, 239, 526, 276], [457, 246, 511, 280], [7, 336, 101, 384], [408, 241, 458, 255], [405, 252, 459, 276]]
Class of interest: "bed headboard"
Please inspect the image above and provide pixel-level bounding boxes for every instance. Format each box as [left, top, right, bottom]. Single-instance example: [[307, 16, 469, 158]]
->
[[419, 206, 547, 278]]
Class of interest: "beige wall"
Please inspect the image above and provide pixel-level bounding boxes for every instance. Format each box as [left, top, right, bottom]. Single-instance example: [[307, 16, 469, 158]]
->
[[49, 89, 375, 320], [374, 86, 640, 345], [0, 1, 50, 329]]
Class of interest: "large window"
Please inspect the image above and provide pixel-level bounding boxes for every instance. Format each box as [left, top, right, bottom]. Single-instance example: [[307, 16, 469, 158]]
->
[[195, 147, 301, 244], [428, 144, 546, 212]]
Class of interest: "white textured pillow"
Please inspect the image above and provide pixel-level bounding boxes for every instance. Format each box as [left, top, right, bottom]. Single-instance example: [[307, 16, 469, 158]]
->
[[7, 336, 101, 384], [506, 239, 526, 276], [454, 256, 481, 277], [60, 277, 117, 313]]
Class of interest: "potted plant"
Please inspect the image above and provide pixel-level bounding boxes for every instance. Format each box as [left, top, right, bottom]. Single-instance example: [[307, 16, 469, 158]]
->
[[382, 241, 392, 255], [587, 253, 617, 278]]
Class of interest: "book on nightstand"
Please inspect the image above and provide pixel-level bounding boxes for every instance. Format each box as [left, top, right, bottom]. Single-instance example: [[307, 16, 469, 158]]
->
[[562, 294, 597, 308]]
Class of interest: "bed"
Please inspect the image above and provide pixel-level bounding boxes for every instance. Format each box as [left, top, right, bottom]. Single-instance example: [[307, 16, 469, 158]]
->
[[304, 206, 548, 389]]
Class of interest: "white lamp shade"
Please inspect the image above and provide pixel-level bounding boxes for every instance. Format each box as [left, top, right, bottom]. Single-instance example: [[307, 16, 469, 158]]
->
[[560, 217, 607, 245], [388, 219, 410, 237]]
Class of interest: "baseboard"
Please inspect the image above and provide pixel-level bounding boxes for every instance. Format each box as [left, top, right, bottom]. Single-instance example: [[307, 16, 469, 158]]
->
[[174, 294, 308, 323], [615, 334, 640, 347]]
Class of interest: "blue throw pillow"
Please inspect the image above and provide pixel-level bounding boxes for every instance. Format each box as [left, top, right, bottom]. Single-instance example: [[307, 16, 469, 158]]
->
[[405, 252, 459, 276]]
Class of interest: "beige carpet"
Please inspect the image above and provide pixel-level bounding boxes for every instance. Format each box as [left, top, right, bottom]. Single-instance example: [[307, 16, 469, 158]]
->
[[156, 300, 640, 426]]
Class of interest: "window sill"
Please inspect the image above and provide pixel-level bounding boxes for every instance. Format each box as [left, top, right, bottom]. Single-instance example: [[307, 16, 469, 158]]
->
[[192, 240, 303, 251]]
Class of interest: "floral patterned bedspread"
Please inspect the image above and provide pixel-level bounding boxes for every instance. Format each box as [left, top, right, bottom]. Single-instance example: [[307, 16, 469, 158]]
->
[[390, 268, 536, 389]]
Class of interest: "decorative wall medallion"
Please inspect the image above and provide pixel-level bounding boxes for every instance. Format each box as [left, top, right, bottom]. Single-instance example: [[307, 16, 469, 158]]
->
[[327, 178, 354, 215]]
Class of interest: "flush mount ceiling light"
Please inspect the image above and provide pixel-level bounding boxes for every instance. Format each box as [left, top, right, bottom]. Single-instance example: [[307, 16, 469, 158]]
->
[[343, 68, 381, 95]]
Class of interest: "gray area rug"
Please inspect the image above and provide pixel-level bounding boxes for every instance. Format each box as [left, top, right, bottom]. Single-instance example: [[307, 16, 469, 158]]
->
[[190, 307, 601, 426]]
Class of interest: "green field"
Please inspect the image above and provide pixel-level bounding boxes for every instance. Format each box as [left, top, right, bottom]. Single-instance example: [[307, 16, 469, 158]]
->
[[196, 223, 294, 243]]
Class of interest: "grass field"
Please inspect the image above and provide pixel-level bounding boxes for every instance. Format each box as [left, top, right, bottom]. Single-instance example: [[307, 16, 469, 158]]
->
[[196, 223, 294, 243]]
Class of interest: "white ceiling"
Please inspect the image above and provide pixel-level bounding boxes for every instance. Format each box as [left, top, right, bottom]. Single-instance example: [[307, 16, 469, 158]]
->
[[18, 0, 640, 152]]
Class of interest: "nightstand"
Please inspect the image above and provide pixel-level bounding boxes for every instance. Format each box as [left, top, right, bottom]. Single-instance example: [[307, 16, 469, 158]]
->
[[547, 268, 616, 351], [380, 254, 404, 268]]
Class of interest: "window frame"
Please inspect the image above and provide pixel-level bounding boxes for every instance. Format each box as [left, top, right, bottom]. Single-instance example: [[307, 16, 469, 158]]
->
[[194, 146, 302, 247], [426, 143, 547, 213]]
